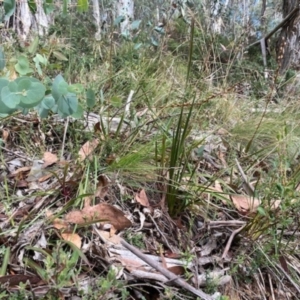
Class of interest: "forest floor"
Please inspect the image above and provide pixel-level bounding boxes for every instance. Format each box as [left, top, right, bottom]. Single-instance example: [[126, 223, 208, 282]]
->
[[1, 34, 300, 300]]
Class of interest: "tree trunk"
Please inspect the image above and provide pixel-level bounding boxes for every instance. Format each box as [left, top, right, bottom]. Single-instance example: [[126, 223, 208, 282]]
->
[[276, 1, 300, 73], [116, 0, 134, 34], [92, 0, 102, 40], [7, 0, 51, 41]]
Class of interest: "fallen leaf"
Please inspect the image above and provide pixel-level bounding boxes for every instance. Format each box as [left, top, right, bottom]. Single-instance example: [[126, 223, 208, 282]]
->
[[42, 152, 58, 168], [61, 232, 82, 248], [52, 218, 69, 230], [10, 166, 31, 177], [78, 139, 99, 161], [168, 266, 185, 276], [38, 172, 53, 182], [230, 194, 261, 214], [65, 203, 132, 230], [135, 189, 150, 207], [2, 129, 9, 142], [95, 174, 109, 199]]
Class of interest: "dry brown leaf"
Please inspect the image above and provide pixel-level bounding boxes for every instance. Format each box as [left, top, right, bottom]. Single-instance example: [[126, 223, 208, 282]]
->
[[84, 196, 92, 208], [95, 175, 109, 199], [230, 194, 261, 214], [42, 152, 58, 168], [61, 232, 82, 248], [65, 203, 132, 230], [135, 189, 150, 207], [52, 218, 69, 230], [2, 129, 9, 142], [168, 266, 185, 276], [78, 139, 99, 161], [38, 173, 53, 182], [10, 166, 31, 177]]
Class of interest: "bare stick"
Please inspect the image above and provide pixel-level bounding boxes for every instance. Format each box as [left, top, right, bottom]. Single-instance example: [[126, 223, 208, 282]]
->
[[125, 90, 134, 117], [222, 225, 246, 259], [60, 117, 69, 161], [120, 239, 213, 300]]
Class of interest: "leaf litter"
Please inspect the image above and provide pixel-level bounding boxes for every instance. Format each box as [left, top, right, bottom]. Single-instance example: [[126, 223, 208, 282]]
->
[[0, 113, 299, 300]]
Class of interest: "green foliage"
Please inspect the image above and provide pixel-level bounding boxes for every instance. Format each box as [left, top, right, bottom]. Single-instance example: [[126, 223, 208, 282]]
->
[[0, 51, 96, 118], [3, 0, 15, 21]]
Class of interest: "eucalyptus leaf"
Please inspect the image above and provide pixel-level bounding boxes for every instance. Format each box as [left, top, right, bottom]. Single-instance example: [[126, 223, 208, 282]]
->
[[15, 56, 33, 75], [28, 36, 39, 55], [57, 93, 78, 117], [17, 78, 46, 108], [1, 81, 20, 108], [114, 15, 125, 26], [43, 0, 54, 14], [52, 74, 67, 100], [4, 0, 15, 21], [68, 83, 84, 94], [131, 20, 141, 30], [86, 88, 95, 108]]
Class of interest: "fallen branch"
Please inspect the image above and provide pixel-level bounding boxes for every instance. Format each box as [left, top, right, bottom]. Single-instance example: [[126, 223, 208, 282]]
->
[[222, 225, 246, 259], [120, 239, 214, 300]]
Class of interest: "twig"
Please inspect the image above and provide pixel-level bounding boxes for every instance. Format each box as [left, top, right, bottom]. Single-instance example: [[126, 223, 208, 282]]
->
[[125, 90, 134, 117], [148, 214, 176, 252], [275, 263, 300, 294], [208, 220, 246, 228], [222, 224, 246, 259], [120, 239, 214, 300], [60, 117, 69, 161], [268, 273, 275, 300], [0, 146, 33, 162]]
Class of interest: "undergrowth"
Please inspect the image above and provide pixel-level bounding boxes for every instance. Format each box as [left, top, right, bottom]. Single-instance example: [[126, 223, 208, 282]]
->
[[1, 8, 300, 300]]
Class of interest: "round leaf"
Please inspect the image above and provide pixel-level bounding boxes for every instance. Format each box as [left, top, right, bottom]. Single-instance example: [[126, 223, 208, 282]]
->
[[17, 78, 46, 108], [57, 93, 78, 117], [1, 81, 20, 108]]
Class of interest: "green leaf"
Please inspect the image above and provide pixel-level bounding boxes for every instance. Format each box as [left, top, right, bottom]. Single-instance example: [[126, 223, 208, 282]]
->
[[4, 0, 15, 21], [28, 0, 37, 13], [57, 93, 78, 117], [0, 79, 13, 114], [58, 80, 69, 95], [150, 37, 159, 47], [15, 56, 33, 75], [28, 36, 39, 54], [77, 0, 88, 12], [68, 83, 84, 94], [114, 15, 125, 26], [33, 54, 47, 76], [17, 78, 46, 108], [0, 48, 5, 71], [53, 51, 68, 61], [257, 206, 266, 216], [86, 88, 95, 108], [43, 0, 54, 14], [154, 26, 165, 34], [41, 95, 55, 109], [110, 95, 122, 108], [52, 74, 67, 100], [71, 103, 83, 118], [131, 20, 141, 30], [1, 81, 20, 108], [134, 43, 143, 50]]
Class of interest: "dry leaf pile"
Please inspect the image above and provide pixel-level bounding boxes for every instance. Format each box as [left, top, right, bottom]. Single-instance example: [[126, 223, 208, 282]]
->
[[0, 118, 299, 300]]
